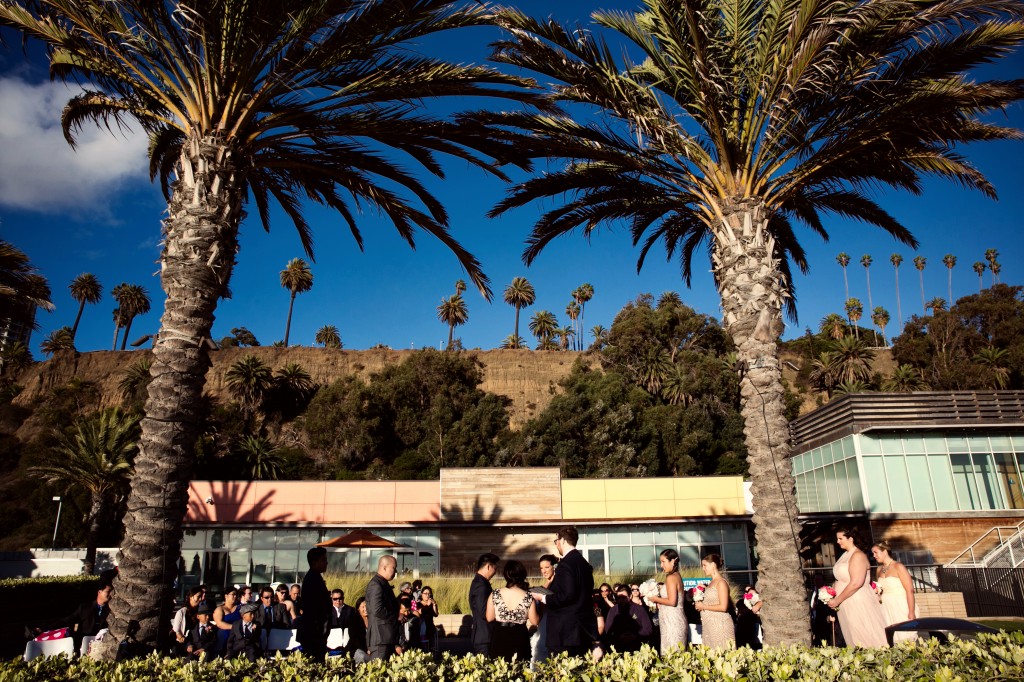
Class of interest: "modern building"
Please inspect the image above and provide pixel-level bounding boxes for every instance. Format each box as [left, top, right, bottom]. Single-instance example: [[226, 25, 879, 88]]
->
[[790, 391, 1024, 565], [181, 468, 755, 594]]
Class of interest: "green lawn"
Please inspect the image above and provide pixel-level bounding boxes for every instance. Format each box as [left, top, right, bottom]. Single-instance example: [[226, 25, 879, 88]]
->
[[977, 619, 1024, 633]]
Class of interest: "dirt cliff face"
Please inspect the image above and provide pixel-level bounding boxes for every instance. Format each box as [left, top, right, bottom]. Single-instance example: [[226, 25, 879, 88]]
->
[[14, 348, 590, 429]]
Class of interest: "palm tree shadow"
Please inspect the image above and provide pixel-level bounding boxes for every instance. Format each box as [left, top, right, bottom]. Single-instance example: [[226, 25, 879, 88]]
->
[[186, 480, 291, 524]]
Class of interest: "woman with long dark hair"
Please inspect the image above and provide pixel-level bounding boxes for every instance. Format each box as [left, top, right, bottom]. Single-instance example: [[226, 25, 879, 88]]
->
[[487, 559, 539, 661], [645, 548, 687, 653], [694, 553, 735, 649], [830, 527, 887, 647]]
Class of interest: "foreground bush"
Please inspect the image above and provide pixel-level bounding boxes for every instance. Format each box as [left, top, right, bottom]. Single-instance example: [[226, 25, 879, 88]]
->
[[3, 634, 1024, 682]]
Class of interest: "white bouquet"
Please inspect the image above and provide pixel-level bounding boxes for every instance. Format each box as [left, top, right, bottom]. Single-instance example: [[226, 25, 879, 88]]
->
[[691, 585, 706, 602], [743, 589, 761, 608], [637, 579, 662, 607]]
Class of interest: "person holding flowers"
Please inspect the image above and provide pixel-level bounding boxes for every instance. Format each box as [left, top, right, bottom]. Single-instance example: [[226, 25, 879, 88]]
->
[[644, 548, 687, 653], [872, 541, 918, 642], [735, 585, 763, 649], [694, 553, 735, 649], [830, 527, 888, 647]]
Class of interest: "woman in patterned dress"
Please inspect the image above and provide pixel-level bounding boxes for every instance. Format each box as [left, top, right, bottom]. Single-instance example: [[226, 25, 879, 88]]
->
[[645, 548, 687, 654], [695, 553, 735, 649], [486, 560, 539, 661]]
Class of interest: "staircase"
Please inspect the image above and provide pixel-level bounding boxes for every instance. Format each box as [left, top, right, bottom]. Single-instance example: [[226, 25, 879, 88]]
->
[[947, 520, 1024, 570]]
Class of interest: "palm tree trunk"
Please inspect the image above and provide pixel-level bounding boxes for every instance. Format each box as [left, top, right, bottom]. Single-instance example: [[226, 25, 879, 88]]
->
[[120, 316, 134, 351], [513, 306, 521, 348], [713, 198, 809, 646], [447, 323, 454, 350], [112, 323, 120, 351], [71, 300, 86, 339], [284, 292, 296, 346], [95, 135, 243, 660], [894, 268, 902, 332], [84, 493, 104, 576]]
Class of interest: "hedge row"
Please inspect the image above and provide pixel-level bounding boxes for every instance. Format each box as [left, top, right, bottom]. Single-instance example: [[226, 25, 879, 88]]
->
[[0, 576, 99, 659], [3, 633, 1024, 682]]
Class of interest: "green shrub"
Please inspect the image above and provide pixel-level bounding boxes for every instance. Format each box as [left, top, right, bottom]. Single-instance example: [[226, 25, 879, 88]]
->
[[3, 635, 1024, 681], [0, 575, 99, 658]]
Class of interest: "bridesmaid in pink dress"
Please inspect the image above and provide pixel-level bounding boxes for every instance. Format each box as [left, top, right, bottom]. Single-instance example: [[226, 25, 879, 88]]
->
[[829, 527, 888, 647]]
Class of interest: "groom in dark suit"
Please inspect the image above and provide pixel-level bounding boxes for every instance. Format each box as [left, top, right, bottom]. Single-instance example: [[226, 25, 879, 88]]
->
[[532, 526, 598, 658], [469, 553, 499, 655]]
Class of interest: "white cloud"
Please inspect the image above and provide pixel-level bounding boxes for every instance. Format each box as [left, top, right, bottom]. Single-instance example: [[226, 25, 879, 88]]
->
[[0, 77, 148, 213]]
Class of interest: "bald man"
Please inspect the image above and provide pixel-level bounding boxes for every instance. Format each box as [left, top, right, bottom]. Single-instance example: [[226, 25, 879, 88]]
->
[[365, 555, 401, 661]]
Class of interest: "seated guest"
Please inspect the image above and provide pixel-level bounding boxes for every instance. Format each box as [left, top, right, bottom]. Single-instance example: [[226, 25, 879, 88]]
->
[[226, 603, 262, 661], [290, 583, 303, 617], [60, 583, 114, 654], [184, 604, 219, 660], [414, 585, 439, 651], [329, 589, 357, 635], [254, 587, 292, 629], [171, 587, 204, 655], [275, 584, 299, 622], [348, 597, 369, 662], [398, 597, 422, 651], [603, 585, 653, 653]]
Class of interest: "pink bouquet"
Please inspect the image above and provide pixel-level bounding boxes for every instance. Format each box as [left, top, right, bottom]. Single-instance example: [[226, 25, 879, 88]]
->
[[817, 585, 837, 605], [691, 585, 706, 603], [743, 588, 761, 608], [871, 581, 883, 596]]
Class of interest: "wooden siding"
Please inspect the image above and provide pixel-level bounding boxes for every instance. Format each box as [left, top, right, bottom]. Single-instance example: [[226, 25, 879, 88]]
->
[[439, 526, 558, 572], [791, 391, 1024, 454], [440, 468, 562, 522], [870, 515, 1024, 564]]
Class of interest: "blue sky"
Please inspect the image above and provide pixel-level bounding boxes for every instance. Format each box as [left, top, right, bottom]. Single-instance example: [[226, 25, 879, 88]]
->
[[1, 1, 1021, 357]]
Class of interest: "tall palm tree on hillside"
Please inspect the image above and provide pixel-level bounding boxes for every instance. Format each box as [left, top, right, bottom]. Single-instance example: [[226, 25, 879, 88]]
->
[[985, 248, 1001, 284], [280, 258, 313, 347], [836, 253, 851, 303], [565, 301, 580, 350], [112, 283, 151, 351], [914, 256, 928, 313], [860, 255, 874, 313], [68, 273, 103, 341], [844, 298, 863, 340], [871, 307, 890, 347], [973, 261, 987, 291], [573, 283, 594, 349], [529, 310, 557, 350], [819, 313, 847, 341], [30, 408, 139, 575], [890, 254, 904, 331], [40, 326, 75, 356], [943, 254, 957, 304], [314, 325, 342, 349], [503, 277, 536, 349], [0, 0, 542, 652], [486, 0, 1024, 644], [436, 294, 468, 350]]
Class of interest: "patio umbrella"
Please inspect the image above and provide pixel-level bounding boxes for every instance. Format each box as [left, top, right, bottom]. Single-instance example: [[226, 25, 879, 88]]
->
[[317, 529, 406, 548]]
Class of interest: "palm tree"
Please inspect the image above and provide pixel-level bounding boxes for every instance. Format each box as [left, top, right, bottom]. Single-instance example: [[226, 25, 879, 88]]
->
[[119, 358, 153, 405], [973, 261, 988, 292], [112, 283, 151, 351], [573, 283, 594, 350], [280, 258, 313, 347], [225, 355, 274, 420], [554, 325, 574, 351], [991, 261, 1002, 283], [40, 326, 75, 356], [834, 380, 870, 396], [314, 325, 342, 349], [0, 0, 543, 651], [565, 302, 580, 350], [942, 254, 957, 304], [0, 341, 32, 377], [499, 334, 526, 349], [487, 0, 1024, 645], [68, 273, 103, 340], [0, 239, 54, 321], [836, 253, 851, 303], [236, 435, 284, 481], [436, 295, 468, 350], [974, 347, 1010, 389], [454, 279, 467, 297], [883, 365, 927, 392], [985, 248, 1000, 285], [110, 307, 126, 351], [528, 310, 557, 349], [809, 351, 839, 398], [502, 277, 536, 349], [29, 408, 139, 574], [860, 255, 874, 314], [890, 254, 904, 331], [830, 336, 875, 385], [819, 313, 847, 341], [273, 363, 316, 412], [590, 325, 609, 351], [914, 256, 928, 313], [844, 298, 863, 340], [926, 297, 947, 314], [871, 307, 890, 347]]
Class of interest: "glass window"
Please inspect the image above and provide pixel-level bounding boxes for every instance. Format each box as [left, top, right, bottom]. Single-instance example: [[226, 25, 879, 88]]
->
[[251, 550, 273, 584], [859, 435, 882, 455], [203, 552, 228, 591], [418, 551, 438, 574], [631, 529, 654, 546], [822, 444, 834, 465], [654, 529, 678, 545], [722, 523, 747, 543], [968, 435, 991, 453], [903, 436, 926, 454], [586, 549, 606, 573], [678, 545, 700, 567], [974, 452, 1004, 509], [833, 460, 852, 511], [722, 542, 749, 570], [812, 467, 827, 513], [906, 454, 936, 511], [699, 526, 723, 544], [225, 530, 252, 551], [848, 465, 865, 510], [840, 437, 855, 460], [811, 448, 823, 468], [990, 435, 1012, 452], [181, 530, 206, 551], [416, 531, 441, 551], [581, 530, 606, 546], [699, 544, 722, 563], [795, 472, 814, 512], [273, 548, 299, 583], [862, 457, 890, 512], [881, 436, 904, 455], [251, 531, 276, 550], [924, 435, 948, 454], [677, 528, 700, 545], [326, 551, 348, 575], [1011, 435, 1024, 452], [607, 529, 631, 545], [180, 551, 203, 597], [884, 456, 914, 511], [608, 546, 632, 573], [947, 436, 970, 453], [929, 454, 958, 510], [952, 453, 981, 509], [276, 531, 302, 550], [792, 455, 804, 475], [996, 453, 1024, 509], [634, 548, 658, 574]]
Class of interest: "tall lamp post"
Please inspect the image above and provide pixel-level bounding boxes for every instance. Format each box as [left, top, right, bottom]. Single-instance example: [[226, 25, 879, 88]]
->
[[51, 496, 62, 549]]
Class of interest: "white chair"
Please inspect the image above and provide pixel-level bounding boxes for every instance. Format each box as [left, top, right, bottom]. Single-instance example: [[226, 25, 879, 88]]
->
[[23, 638, 75, 662], [689, 623, 703, 645], [326, 627, 349, 650], [263, 628, 300, 654], [79, 635, 96, 657]]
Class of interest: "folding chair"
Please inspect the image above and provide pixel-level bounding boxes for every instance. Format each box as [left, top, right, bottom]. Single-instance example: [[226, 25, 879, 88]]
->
[[23, 638, 75, 662]]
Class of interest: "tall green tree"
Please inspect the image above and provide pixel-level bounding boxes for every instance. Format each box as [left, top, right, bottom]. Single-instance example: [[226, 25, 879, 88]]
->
[[860, 255, 874, 314], [0, 0, 542, 650], [280, 258, 313, 347], [502, 277, 536, 349], [973, 261, 987, 292], [985, 248, 1001, 285], [871, 307, 890, 347], [111, 283, 151, 351], [819, 313, 847, 341], [529, 310, 558, 350], [68, 273, 103, 341], [845, 298, 863, 340], [890, 254, 904, 331], [487, 0, 1024, 644], [40, 326, 75, 356], [436, 295, 468, 350], [914, 256, 928, 313], [29, 408, 139, 575], [836, 253, 851, 303], [225, 355, 274, 421]]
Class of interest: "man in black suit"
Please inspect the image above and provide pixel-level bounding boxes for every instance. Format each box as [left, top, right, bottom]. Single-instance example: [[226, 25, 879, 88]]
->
[[532, 526, 598, 658], [226, 603, 262, 661], [253, 587, 292, 630], [469, 552, 498, 655], [329, 589, 357, 630], [61, 583, 113, 654], [297, 546, 331, 661], [184, 603, 219, 659], [365, 554, 400, 661]]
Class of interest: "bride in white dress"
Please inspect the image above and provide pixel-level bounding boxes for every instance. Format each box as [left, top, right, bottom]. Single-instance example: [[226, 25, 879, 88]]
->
[[871, 541, 918, 642]]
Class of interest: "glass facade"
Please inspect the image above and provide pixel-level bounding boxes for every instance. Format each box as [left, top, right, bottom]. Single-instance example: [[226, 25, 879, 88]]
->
[[179, 527, 440, 597], [792, 431, 1024, 513], [576, 522, 751, 575]]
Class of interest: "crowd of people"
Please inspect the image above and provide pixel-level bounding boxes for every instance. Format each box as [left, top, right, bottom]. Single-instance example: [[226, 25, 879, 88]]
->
[[39, 524, 920, 661]]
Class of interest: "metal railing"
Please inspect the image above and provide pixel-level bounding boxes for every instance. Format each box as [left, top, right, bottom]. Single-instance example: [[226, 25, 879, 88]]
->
[[947, 519, 1024, 567], [938, 566, 1024, 618]]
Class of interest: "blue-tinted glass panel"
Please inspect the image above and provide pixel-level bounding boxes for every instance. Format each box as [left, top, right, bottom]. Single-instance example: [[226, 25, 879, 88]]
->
[[822, 444, 835, 465], [990, 435, 1012, 452], [723, 523, 747, 543], [654, 529, 678, 545], [633, 547, 658, 573], [608, 546, 632, 573], [903, 436, 926, 454], [811, 448, 823, 468], [860, 435, 882, 455], [833, 460, 852, 511], [862, 457, 890, 512], [796, 473, 815, 512], [951, 453, 981, 509], [881, 436, 904, 455], [722, 542, 749, 570], [840, 437, 855, 460], [884, 456, 914, 510], [906, 454, 936, 511], [581, 530, 607, 546], [700, 526, 723, 544], [974, 453, 1004, 509], [1012, 435, 1024, 452], [606, 529, 631, 545], [928, 454, 958, 510], [631, 529, 654, 545], [947, 436, 970, 453], [678, 545, 700, 567], [848, 463, 866, 510], [227, 550, 249, 585], [678, 528, 700, 544], [968, 435, 991, 453], [823, 464, 840, 511], [181, 530, 205, 551], [793, 454, 805, 475], [251, 550, 273, 583], [924, 435, 948, 454], [251, 531, 276, 550]]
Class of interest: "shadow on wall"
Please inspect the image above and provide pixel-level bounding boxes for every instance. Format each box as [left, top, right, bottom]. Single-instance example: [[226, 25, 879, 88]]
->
[[186, 481, 292, 525]]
